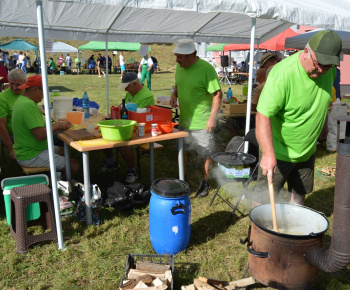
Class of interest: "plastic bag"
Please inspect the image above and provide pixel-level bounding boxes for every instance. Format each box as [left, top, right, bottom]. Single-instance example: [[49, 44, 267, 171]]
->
[[73, 97, 100, 109], [105, 181, 132, 209], [59, 195, 75, 217], [105, 181, 150, 210], [137, 72, 141, 79], [75, 193, 103, 225], [69, 179, 103, 225]]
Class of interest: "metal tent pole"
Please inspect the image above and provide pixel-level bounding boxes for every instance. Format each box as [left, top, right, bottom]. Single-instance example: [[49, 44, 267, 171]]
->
[[244, 17, 256, 153], [36, 0, 65, 250], [105, 34, 109, 114]]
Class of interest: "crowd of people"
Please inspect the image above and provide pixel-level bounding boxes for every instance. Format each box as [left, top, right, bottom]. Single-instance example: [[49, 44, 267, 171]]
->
[[0, 49, 160, 79], [0, 31, 344, 208], [0, 50, 39, 74]]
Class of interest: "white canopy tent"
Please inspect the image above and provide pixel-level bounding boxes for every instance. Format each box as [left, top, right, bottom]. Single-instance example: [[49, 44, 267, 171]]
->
[[47, 41, 78, 54], [1, 0, 350, 251]]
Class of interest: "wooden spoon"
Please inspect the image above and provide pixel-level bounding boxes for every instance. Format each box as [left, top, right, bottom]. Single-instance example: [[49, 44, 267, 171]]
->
[[268, 180, 279, 232]]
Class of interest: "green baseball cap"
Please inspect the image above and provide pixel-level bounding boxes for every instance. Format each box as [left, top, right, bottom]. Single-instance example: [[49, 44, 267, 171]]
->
[[309, 30, 342, 66]]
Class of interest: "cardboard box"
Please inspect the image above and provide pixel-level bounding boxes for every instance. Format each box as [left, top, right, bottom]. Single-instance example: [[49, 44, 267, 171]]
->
[[129, 105, 173, 133], [220, 103, 247, 114]]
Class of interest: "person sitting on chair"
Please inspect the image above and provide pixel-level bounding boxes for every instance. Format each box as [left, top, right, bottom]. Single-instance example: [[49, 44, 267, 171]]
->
[[12, 75, 80, 179], [48, 57, 57, 74], [100, 72, 155, 183], [0, 69, 25, 160], [88, 57, 96, 74]]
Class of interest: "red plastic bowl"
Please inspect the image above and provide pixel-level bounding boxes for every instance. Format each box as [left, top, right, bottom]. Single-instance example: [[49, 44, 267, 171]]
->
[[158, 122, 178, 134]]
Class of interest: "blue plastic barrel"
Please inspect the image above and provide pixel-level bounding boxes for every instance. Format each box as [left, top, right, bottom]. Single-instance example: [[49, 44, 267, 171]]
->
[[149, 178, 191, 255]]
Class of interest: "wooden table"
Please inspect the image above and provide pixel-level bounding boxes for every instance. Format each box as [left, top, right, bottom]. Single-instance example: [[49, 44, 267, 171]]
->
[[58, 129, 188, 226]]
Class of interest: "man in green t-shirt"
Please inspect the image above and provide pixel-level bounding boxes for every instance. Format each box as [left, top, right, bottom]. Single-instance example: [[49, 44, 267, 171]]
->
[[100, 72, 155, 184], [0, 69, 26, 160], [256, 30, 342, 205], [75, 57, 81, 72], [170, 39, 222, 198], [12, 75, 80, 179], [48, 57, 57, 72]]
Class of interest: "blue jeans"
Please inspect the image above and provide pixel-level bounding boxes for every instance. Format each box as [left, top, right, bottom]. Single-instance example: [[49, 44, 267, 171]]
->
[[21, 62, 27, 74]]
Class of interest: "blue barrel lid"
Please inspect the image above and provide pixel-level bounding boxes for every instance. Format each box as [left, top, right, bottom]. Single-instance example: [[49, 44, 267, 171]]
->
[[151, 178, 190, 198]]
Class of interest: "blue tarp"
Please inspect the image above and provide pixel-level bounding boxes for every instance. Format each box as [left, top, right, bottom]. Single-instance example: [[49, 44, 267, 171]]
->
[[73, 98, 100, 109]]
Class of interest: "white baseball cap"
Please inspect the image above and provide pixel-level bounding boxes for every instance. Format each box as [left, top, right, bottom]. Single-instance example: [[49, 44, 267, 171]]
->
[[173, 39, 196, 55]]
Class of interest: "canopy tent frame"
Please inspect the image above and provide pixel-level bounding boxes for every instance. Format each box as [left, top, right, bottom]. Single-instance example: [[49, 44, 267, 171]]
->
[[36, 1, 65, 250], [2, 0, 350, 251]]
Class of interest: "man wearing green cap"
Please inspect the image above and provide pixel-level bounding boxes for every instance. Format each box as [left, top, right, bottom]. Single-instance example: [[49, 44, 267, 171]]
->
[[255, 30, 342, 205]]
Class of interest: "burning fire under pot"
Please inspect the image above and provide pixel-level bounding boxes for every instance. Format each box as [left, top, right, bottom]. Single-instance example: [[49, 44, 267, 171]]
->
[[242, 115, 350, 289]]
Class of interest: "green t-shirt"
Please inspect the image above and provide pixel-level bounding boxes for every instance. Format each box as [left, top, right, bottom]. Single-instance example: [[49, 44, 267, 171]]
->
[[125, 86, 155, 108], [12, 95, 48, 161], [49, 59, 56, 69], [175, 58, 221, 130], [257, 51, 336, 163], [0, 88, 21, 134]]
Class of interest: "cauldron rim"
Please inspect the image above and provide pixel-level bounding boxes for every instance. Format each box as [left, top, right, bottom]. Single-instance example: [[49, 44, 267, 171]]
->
[[249, 203, 330, 239]]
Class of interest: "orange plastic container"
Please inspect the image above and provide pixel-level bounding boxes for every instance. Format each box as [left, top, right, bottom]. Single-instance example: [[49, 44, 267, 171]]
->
[[158, 122, 178, 134], [129, 106, 172, 133], [66, 111, 83, 124]]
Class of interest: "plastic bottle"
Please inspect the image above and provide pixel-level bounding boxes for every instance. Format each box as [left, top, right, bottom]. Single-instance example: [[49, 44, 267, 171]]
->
[[82, 91, 90, 119], [171, 86, 175, 95], [226, 87, 233, 100], [111, 106, 120, 119], [121, 99, 128, 119]]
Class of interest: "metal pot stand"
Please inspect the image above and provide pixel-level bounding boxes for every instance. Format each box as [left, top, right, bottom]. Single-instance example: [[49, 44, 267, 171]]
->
[[209, 129, 259, 222]]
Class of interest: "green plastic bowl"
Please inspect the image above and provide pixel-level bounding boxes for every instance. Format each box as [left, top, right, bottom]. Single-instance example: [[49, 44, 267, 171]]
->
[[98, 119, 137, 141]]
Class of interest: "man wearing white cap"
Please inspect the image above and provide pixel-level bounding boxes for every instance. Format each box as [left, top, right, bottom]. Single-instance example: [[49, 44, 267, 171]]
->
[[170, 39, 222, 198]]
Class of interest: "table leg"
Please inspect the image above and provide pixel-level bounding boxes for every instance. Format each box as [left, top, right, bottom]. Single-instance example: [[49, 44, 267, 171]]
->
[[178, 138, 184, 181], [63, 143, 71, 180], [150, 142, 154, 183], [82, 151, 92, 226]]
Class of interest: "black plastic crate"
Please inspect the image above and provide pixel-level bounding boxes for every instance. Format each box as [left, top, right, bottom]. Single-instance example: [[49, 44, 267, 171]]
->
[[120, 254, 175, 290]]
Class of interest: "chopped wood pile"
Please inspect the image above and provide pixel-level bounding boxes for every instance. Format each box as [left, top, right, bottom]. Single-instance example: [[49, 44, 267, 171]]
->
[[181, 276, 255, 290], [120, 261, 172, 290]]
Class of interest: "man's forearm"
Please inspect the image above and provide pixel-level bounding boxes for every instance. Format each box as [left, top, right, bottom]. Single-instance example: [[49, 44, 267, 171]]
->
[[256, 112, 274, 156], [0, 129, 13, 151], [0, 121, 13, 151], [208, 90, 222, 120]]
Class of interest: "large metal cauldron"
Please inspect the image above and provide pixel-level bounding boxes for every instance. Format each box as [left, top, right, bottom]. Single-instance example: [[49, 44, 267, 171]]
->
[[243, 203, 329, 289]]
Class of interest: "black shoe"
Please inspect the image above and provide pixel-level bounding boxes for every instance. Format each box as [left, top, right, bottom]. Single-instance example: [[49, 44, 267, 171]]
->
[[195, 180, 210, 198]]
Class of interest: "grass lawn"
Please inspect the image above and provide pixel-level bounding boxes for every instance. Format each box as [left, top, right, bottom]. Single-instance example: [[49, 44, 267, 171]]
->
[[0, 68, 349, 289]]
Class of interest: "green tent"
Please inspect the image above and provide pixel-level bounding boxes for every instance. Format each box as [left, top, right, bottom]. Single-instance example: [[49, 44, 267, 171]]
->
[[0, 38, 39, 51], [78, 41, 151, 51], [205, 43, 229, 51]]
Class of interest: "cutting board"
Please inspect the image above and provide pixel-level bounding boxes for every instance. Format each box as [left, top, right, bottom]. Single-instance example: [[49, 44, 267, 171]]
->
[[63, 129, 102, 141]]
